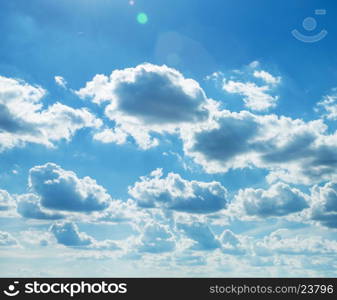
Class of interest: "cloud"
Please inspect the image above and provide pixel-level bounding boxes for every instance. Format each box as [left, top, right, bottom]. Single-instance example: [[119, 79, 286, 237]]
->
[[54, 76, 67, 89], [0, 76, 101, 151], [16, 193, 64, 220], [220, 229, 246, 255], [50, 221, 120, 250], [182, 109, 337, 185], [316, 90, 337, 120], [0, 231, 18, 246], [137, 222, 176, 253], [0, 189, 14, 211], [50, 222, 93, 247], [223, 80, 278, 111], [93, 199, 146, 224], [77, 63, 210, 149], [209, 62, 282, 111], [310, 182, 337, 228], [129, 169, 228, 213], [232, 182, 309, 218], [254, 229, 337, 256], [177, 221, 220, 251], [29, 163, 111, 212], [253, 70, 281, 85]]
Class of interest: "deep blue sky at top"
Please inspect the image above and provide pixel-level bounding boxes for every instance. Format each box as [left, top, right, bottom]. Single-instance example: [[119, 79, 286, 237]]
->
[[0, 0, 337, 200]]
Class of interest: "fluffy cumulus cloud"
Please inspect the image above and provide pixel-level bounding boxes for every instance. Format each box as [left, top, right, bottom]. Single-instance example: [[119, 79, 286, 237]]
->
[[50, 221, 120, 250], [128, 169, 228, 213], [182, 109, 337, 185], [93, 199, 145, 224], [310, 182, 337, 228], [50, 222, 93, 247], [77, 63, 211, 149], [0, 231, 18, 247], [0, 189, 14, 211], [16, 193, 64, 220], [253, 70, 281, 85], [254, 229, 337, 256], [0, 76, 101, 151], [29, 163, 111, 212], [137, 222, 176, 253], [232, 182, 309, 218]]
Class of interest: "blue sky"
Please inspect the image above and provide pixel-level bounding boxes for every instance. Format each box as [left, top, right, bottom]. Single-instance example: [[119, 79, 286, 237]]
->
[[1, 0, 337, 277]]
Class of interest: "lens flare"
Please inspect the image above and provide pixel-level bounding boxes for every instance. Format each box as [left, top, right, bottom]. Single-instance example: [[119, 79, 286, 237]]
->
[[137, 13, 148, 24]]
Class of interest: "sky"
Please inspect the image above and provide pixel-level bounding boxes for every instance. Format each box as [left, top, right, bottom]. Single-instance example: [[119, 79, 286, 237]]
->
[[1, 0, 337, 277]]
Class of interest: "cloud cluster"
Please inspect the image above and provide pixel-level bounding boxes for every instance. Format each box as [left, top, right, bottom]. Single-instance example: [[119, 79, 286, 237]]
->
[[29, 163, 111, 212], [0, 76, 101, 151], [77, 63, 210, 149], [232, 182, 309, 218], [129, 169, 228, 213], [254, 229, 337, 256], [182, 109, 337, 184]]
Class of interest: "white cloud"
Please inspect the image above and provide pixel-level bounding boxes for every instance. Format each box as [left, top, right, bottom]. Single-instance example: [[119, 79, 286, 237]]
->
[[129, 169, 228, 213], [54, 76, 67, 89], [137, 222, 176, 253], [254, 229, 337, 256], [316, 91, 337, 120], [309, 181, 337, 228], [177, 221, 220, 251], [253, 70, 281, 85], [92, 199, 145, 224], [16, 193, 64, 220], [77, 63, 211, 149], [50, 221, 93, 247], [219, 229, 246, 255], [50, 221, 120, 250], [29, 163, 112, 212], [0, 76, 101, 151], [231, 182, 309, 219], [223, 80, 278, 111], [181, 108, 337, 185]]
